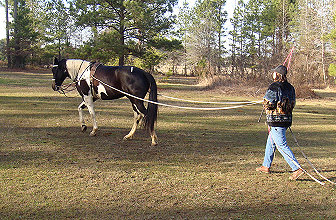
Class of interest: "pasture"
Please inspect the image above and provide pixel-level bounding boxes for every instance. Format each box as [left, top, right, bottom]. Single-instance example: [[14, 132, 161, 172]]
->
[[0, 70, 335, 219]]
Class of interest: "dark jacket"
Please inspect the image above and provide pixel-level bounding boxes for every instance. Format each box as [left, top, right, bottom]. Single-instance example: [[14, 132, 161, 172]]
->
[[263, 81, 296, 127]]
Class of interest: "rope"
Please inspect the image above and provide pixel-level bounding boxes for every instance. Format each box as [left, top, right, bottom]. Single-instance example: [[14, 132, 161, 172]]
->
[[289, 127, 336, 185], [92, 76, 262, 111], [158, 94, 259, 105], [269, 130, 325, 185], [283, 46, 295, 70]]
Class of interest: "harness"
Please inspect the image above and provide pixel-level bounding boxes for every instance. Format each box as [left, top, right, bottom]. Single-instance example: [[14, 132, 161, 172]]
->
[[89, 62, 102, 99], [90, 62, 101, 81]]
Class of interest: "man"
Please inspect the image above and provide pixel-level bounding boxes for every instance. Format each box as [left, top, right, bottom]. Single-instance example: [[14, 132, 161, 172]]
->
[[256, 65, 304, 180]]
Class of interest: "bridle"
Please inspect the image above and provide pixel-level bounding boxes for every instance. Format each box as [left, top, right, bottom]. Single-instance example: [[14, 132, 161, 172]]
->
[[52, 64, 74, 96], [52, 61, 96, 97]]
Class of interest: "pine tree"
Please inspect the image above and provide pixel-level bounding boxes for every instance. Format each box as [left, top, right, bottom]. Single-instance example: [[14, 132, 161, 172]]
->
[[72, 0, 178, 66], [42, 0, 74, 60], [10, 0, 39, 68], [187, 0, 227, 77]]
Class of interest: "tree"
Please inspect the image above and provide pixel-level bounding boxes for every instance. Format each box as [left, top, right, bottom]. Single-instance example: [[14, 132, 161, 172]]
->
[[325, 2, 336, 84], [292, 0, 335, 85], [229, 0, 297, 79], [5, 0, 11, 67], [229, 0, 248, 77], [72, 0, 178, 66], [176, 0, 192, 75], [0, 39, 6, 61], [42, 0, 75, 60], [9, 0, 39, 68], [187, 0, 227, 78]]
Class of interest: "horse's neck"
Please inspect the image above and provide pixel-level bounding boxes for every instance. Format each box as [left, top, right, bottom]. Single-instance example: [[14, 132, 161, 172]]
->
[[66, 59, 91, 81]]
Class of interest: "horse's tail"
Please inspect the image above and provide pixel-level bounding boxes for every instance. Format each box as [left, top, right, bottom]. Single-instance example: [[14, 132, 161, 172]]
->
[[143, 72, 158, 133]]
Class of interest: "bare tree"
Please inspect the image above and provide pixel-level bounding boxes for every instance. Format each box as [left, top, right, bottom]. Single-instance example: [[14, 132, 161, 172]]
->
[[293, 0, 335, 85]]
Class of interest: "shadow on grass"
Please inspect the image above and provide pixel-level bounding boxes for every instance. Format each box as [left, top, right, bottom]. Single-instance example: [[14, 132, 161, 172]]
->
[[314, 89, 336, 100], [1, 122, 335, 173], [0, 197, 334, 219]]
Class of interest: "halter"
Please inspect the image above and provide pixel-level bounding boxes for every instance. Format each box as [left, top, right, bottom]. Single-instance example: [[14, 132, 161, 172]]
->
[[54, 60, 98, 97]]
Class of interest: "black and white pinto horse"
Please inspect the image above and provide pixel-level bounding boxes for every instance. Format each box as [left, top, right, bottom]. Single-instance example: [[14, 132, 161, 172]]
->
[[52, 58, 158, 146]]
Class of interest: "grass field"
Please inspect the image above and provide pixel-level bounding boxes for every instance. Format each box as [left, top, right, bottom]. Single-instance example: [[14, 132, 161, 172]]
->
[[0, 70, 335, 219]]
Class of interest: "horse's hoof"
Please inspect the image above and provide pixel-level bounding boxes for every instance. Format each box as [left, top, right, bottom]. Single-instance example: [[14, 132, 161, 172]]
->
[[151, 142, 158, 146], [123, 135, 133, 141], [81, 125, 87, 132], [89, 131, 97, 136]]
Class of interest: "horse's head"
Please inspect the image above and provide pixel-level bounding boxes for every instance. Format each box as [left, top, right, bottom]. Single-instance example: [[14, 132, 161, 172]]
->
[[52, 58, 69, 91]]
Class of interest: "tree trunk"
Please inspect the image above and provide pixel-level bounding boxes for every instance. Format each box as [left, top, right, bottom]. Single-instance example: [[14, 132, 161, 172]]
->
[[58, 38, 61, 60], [119, 4, 125, 66], [217, 5, 222, 75], [13, 0, 22, 68], [14, 0, 18, 63], [320, 0, 327, 85], [5, 0, 11, 68]]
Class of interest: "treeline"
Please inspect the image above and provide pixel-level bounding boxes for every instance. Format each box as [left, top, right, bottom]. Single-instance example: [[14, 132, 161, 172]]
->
[[229, 0, 336, 86], [0, 0, 181, 71], [1, 0, 336, 86]]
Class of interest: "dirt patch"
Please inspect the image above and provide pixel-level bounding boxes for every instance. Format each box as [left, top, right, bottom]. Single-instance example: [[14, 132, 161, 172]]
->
[[198, 76, 320, 99], [294, 85, 319, 99], [198, 76, 268, 98]]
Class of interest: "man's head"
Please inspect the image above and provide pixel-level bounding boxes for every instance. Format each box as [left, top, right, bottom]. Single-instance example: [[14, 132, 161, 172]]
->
[[272, 65, 287, 82]]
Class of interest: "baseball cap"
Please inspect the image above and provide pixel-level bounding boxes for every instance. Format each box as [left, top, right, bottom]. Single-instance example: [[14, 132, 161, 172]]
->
[[272, 65, 287, 75]]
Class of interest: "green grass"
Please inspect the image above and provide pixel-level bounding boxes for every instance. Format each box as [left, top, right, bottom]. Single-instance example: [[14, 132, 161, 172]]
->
[[0, 70, 335, 219]]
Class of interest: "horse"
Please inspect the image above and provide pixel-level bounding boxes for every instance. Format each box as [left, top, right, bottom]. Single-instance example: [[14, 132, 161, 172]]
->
[[51, 58, 158, 146]]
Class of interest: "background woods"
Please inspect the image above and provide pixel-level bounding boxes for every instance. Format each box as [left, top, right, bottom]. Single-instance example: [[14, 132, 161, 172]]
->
[[1, 0, 336, 87]]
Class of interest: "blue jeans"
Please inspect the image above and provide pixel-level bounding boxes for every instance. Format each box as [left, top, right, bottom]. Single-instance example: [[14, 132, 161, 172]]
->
[[263, 126, 300, 171]]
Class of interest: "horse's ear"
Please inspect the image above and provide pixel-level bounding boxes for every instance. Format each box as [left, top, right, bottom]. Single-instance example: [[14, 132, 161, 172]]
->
[[54, 57, 59, 65]]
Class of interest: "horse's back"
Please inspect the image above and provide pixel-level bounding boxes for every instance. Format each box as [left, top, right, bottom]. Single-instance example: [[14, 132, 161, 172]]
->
[[98, 65, 145, 78], [93, 65, 150, 100]]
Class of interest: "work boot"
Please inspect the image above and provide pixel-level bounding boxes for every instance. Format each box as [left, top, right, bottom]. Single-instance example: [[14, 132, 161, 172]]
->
[[289, 168, 304, 180], [256, 166, 270, 173]]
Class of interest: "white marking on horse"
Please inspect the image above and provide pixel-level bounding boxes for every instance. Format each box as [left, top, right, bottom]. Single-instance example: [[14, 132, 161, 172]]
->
[[97, 83, 108, 98], [131, 67, 133, 72], [65, 59, 91, 81], [133, 104, 145, 118]]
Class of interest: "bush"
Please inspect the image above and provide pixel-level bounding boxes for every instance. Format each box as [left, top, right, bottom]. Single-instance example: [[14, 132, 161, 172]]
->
[[328, 63, 336, 84]]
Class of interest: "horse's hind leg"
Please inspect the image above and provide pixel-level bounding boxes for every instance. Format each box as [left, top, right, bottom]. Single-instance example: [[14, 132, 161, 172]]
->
[[78, 101, 87, 132], [150, 129, 158, 146], [123, 104, 143, 141], [132, 101, 157, 146]]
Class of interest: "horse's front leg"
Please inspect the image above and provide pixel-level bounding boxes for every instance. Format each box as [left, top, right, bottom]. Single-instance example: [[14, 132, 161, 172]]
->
[[83, 95, 98, 136], [78, 101, 87, 132]]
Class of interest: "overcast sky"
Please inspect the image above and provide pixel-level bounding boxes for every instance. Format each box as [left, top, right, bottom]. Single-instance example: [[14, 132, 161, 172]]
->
[[0, 0, 238, 40]]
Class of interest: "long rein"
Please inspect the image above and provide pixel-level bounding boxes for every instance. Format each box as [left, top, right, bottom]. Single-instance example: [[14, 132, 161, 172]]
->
[[56, 63, 262, 109], [91, 75, 262, 110]]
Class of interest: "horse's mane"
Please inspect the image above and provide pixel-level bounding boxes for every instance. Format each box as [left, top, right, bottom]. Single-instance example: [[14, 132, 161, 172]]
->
[[66, 59, 91, 80]]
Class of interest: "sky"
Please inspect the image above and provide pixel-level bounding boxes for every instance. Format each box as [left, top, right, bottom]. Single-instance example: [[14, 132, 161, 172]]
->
[[0, 0, 238, 40]]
